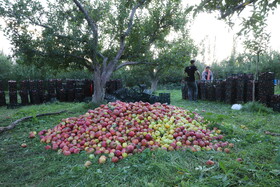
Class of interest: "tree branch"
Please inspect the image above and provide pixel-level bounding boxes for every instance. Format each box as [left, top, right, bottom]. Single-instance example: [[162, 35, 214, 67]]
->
[[23, 48, 92, 70], [72, 0, 98, 63], [0, 110, 67, 134], [72, 0, 98, 38], [16, 11, 88, 44], [113, 0, 146, 63], [115, 61, 149, 70], [220, 0, 256, 19]]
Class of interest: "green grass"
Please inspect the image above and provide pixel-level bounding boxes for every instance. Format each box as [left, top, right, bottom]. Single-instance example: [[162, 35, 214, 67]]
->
[[275, 85, 280, 94], [1, 90, 280, 186]]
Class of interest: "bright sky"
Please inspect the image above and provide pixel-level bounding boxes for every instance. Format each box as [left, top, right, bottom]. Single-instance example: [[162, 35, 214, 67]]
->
[[189, 8, 280, 64], [1, 1, 280, 65]]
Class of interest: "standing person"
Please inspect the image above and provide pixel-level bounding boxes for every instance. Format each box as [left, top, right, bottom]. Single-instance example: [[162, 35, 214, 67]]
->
[[184, 59, 200, 102], [201, 66, 213, 81]]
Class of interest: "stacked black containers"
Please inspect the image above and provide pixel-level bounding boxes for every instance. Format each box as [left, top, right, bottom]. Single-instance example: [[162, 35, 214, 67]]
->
[[246, 79, 257, 102], [75, 80, 85, 102], [225, 76, 237, 104], [181, 83, 188, 100], [206, 82, 215, 101], [271, 95, 280, 112], [200, 81, 207, 100], [215, 80, 226, 102], [8, 80, 18, 106], [57, 79, 67, 102], [106, 80, 123, 94], [84, 79, 93, 98], [159, 93, 170, 104], [258, 72, 275, 106], [29, 80, 40, 104], [236, 74, 246, 103], [38, 80, 45, 103], [19, 80, 29, 105], [243, 74, 254, 102], [0, 80, 6, 106], [48, 79, 57, 101], [66, 79, 76, 102]]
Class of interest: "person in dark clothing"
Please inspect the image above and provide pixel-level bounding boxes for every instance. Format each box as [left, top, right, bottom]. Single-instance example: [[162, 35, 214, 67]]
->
[[184, 60, 200, 101]]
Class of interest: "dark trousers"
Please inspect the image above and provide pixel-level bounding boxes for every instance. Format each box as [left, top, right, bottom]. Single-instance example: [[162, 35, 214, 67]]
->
[[186, 81, 198, 101]]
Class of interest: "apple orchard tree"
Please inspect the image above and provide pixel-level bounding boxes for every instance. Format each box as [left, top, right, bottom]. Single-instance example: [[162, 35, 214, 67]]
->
[[0, 0, 191, 104]]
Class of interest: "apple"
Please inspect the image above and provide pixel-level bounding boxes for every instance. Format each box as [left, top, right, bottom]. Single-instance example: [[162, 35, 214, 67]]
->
[[21, 143, 27, 148], [63, 150, 71, 156], [128, 131, 135, 137], [98, 155, 107, 164], [141, 139, 148, 146], [122, 152, 128, 158], [206, 160, 215, 166], [126, 145, 134, 153], [185, 140, 191, 146], [111, 156, 119, 163], [224, 148, 230, 153], [84, 160, 92, 168], [145, 134, 152, 141], [29, 131, 36, 138], [236, 158, 243, 162], [176, 141, 182, 147], [45, 145, 51, 150], [114, 150, 122, 157]]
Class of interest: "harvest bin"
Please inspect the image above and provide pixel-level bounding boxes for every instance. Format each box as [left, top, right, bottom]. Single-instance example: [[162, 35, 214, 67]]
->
[[19, 90, 29, 105], [0, 91, 6, 106], [181, 83, 188, 100], [159, 93, 170, 104], [271, 95, 280, 112], [258, 72, 275, 106], [8, 81, 18, 106]]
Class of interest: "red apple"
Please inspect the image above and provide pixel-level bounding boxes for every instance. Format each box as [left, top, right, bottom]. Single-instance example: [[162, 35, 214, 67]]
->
[[145, 134, 152, 141], [29, 131, 36, 138], [45, 145, 51, 150], [111, 156, 119, 163], [224, 148, 230, 153], [128, 131, 135, 137], [126, 145, 134, 153], [206, 160, 215, 166], [63, 150, 71, 156], [21, 143, 27, 148], [236, 158, 243, 162]]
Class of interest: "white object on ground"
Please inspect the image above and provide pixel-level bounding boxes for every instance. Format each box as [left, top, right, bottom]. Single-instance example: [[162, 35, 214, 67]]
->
[[231, 104, 242, 110]]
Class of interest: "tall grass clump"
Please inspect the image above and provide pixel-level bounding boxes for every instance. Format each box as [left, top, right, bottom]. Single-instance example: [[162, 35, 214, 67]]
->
[[242, 102, 274, 114]]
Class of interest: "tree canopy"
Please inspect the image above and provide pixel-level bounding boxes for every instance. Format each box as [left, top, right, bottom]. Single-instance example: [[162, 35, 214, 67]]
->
[[0, 0, 192, 103], [195, 0, 279, 19]]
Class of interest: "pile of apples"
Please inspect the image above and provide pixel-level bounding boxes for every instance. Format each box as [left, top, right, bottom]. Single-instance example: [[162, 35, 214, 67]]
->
[[37, 101, 233, 163]]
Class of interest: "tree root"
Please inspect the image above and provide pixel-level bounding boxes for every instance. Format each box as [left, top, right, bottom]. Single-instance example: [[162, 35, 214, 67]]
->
[[0, 110, 67, 134]]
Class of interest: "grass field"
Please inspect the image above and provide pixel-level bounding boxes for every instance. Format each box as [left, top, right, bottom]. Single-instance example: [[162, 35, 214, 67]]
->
[[0, 90, 280, 186]]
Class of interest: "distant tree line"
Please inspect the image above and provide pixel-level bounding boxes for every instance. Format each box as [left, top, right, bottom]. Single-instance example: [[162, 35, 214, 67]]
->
[[2, 50, 279, 91]]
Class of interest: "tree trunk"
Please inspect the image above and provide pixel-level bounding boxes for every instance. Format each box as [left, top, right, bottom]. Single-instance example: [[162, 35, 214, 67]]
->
[[92, 64, 114, 104], [92, 75, 105, 104], [92, 67, 106, 104], [151, 78, 159, 92]]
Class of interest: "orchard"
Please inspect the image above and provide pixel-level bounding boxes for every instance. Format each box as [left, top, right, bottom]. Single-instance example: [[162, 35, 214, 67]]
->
[[35, 101, 233, 164]]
